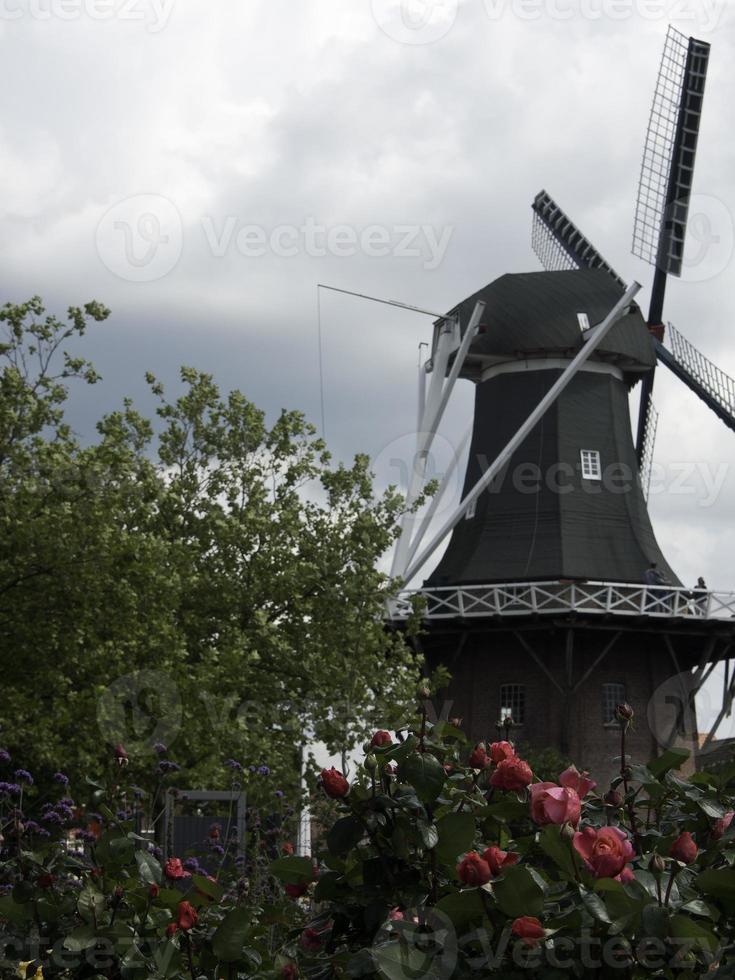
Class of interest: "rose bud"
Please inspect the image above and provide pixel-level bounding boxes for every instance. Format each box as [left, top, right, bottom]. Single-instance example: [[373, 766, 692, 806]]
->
[[614, 703, 634, 725], [320, 767, 349, 799], [417, 681, 431, 700], [113, 885, 124, 902], [113, 743, 129, 766], [559, 765, 597, 798], [371, 730, 393, 748], [165, 922, 178, 938], [489, 756, 533, 792], [530, 783, 581, 828], [176, 900, 198, 931], [649, 853, 665, 875], [712, 811, 734, 841], [282, 964, 298, 980], [670, 831, 698, 865], [300, 927, 326, 952], [482, 845, 519, 877], [469, 743, 490, 769], [573, 826, 635, 880], [512, 916, 545, 947], [282, 842, 295, 855], [603, 789, 623, 808], [489, 741, 515, 765], [388, 908, 404, 921], [149, 883, 160, 899], [364, 754, 379, 774], [457, 851, 492, 886], [449, 717, 463, 729], [37, 874, 55, 889], [285, 881, 309, 898]]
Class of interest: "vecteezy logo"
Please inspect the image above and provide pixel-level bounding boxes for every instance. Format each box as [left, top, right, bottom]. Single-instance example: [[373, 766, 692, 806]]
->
[[95, 194, 183, 282], [97, 670, 183, 758], [679, 193, 734, 283], [371, 0, 458, 44], [371, 431, 465, 522]]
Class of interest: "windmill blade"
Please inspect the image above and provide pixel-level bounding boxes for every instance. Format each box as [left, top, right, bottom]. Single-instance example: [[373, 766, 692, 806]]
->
[[632, 27, 710, 283], [633, 27, 710, 465], [639, 399, 659, 501], [531, 190, 626, 287], [656, 324, 735, 433]]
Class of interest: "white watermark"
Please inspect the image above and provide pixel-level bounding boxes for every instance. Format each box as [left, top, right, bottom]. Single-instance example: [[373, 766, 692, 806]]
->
[[371, 0, 726, 44], [0, 0, 175, 32]]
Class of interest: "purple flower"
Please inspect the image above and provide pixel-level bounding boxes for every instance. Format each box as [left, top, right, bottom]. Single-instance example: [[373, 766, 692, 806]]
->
[[0, 749, 10, 764], [225, 759, 243, 772], [87, 813, 104, 824], [257, 766, 270, 777], [156, 760, 181, 774], [53, 772, 69, 786], [211, 843, 225, 856], [0, 782, 21, 796], [42, 811, 63, 825], [152, 846, 163, 860], [24, 820, 43, 835], [55, 804, 75, 821], [153, 742, 167, 755], [183, 857, 200, 872], [0, 884, 11, 896], [14, 769, 33, 785], [116, 809, 131, 821], [275, 790, 285, 798], [60, 797, 75, 807], [75, 830, 98, 844]]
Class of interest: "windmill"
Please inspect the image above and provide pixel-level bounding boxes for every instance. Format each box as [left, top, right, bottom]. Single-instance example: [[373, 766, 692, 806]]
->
[[384, 27, 735, 778]]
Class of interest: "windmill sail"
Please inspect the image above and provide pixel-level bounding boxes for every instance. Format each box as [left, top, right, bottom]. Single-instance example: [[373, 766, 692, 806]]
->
[[633, 27, 710, 465], [532, 190, 625, 287], [639, 399, 659, 501], [656, 325, 735, 433]]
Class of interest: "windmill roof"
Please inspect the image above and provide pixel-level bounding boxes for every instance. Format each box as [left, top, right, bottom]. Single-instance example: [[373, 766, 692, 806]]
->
[[446, 269, 655, 380]]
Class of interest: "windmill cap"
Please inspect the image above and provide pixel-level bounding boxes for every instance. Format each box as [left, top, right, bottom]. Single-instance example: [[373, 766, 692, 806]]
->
[[441, 269, 655, 383]]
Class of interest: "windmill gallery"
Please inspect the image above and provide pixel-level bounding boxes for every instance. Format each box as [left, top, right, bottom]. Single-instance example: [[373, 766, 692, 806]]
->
[[334, 26, 735, 783]]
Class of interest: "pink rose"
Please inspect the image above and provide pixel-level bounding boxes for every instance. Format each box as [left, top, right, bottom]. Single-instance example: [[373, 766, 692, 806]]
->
[[320, 767, 349, 799], [670, 831, 697, 865], [530, 783, 581, 827], [489, 757, 533, 792], [482, 845, 519, 877], [512, 916, 545, 947], [489, 741, 515, 764], [559, 765, 597, 798], [573, 826, 635, 879], [468, 743, 490, 769], [164, 857, 191, 881], [712, 811, 734, 841], [371, 730, 392, 748]]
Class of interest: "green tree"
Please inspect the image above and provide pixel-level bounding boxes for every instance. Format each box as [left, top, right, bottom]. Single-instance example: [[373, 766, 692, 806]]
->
[[0, 298, 422, 793]]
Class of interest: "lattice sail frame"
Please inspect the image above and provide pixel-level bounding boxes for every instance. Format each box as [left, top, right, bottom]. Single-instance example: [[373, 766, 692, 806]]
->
[[666, 324, 735, 419], [632, 27, 710, 276], [532, 190, 626, 287], [639, 399, 659, 502]]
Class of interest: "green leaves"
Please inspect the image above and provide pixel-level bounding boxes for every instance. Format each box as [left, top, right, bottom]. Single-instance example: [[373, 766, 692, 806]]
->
[[434, 812, 476, 865], [212, 907, 251, 962], [270, 855, 314, 885], [492, 866, 544, 919], [397, 753, 445, 805]]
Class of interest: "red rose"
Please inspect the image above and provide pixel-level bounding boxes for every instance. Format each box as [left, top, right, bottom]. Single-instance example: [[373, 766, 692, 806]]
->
[[512, 916, 545, 947], [530, 783, 581, 827], [559, 765, 597, 798], [164, 857, 192, 881], [388, 908, 404, 921], [573, 826, 635, 879], [285, 881, 309, 898], [457, 851, 492, 886], [165, 922, 178, 938], [371, 730, 393, 748], [149, 883, 160, 899], [113, 743, 129, 766], [489, 741, 515, 765], [489, 757, 533, 792], [176, 900, 198, 931], [320, 767, 349, 799], [282, 964, 298, 980], [713, 811, 734, 841], [37, 874, 55, 889], [670, 831, 697, 865], [469, 743, 490, 769], [300, 927, 326, 952], [482, 845, 519, 877], [282, 841, 295, 855]]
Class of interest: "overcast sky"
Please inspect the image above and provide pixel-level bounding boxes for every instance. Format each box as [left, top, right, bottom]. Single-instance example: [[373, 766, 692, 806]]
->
[[2, 0, 735, 737]]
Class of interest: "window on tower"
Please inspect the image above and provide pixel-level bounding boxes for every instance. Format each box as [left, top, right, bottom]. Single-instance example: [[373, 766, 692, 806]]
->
[[602, 682, 626, 725], [499, 684, 525, 725], [580, 449, 602, 480]]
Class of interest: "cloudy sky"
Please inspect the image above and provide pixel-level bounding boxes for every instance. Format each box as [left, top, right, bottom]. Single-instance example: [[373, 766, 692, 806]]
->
[[3, 0, 735, 735]]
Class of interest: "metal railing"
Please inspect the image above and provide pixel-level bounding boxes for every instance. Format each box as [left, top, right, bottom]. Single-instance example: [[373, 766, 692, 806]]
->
[[389, 581, 735, 621]]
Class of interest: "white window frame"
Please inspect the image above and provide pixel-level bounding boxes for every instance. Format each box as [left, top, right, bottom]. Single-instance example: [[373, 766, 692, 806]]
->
[[580, 449, 602, 481], [499, 684, 525, 725], [602, 682, 626, 725]]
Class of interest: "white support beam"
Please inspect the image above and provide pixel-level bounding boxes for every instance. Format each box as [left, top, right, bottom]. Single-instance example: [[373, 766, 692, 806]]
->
[[402, 282, 641, 584], [404, 426, 471, 571], [417, 345, 427, 433], [391, 302, 484, 579]]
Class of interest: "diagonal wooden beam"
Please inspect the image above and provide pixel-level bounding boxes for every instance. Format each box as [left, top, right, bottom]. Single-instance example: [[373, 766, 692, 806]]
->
[[513, 631, 565, 695], [572, 632, 622, 694]]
